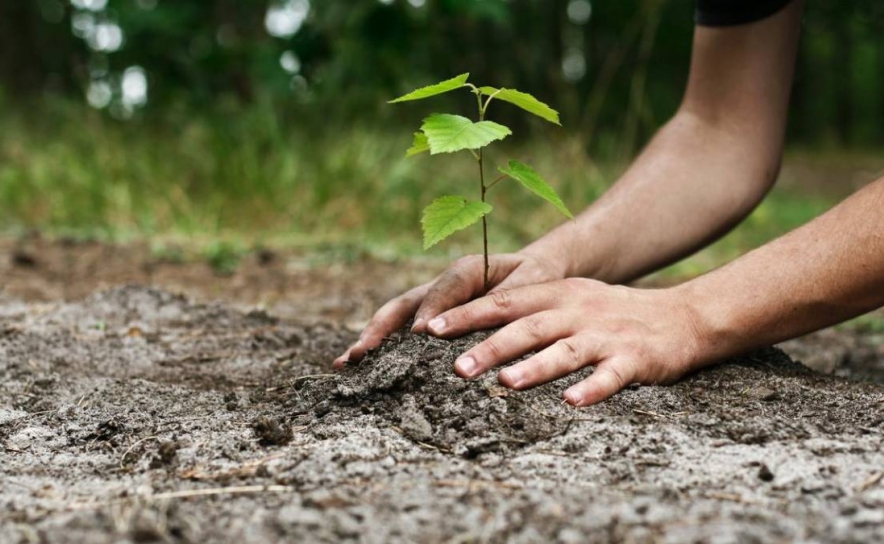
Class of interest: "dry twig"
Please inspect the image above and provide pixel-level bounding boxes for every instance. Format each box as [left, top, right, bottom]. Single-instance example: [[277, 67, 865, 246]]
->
[[856, 472, 884, 493]]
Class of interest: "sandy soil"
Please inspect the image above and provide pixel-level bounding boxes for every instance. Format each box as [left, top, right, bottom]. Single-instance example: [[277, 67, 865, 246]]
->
[[2, 238, 884, 543]]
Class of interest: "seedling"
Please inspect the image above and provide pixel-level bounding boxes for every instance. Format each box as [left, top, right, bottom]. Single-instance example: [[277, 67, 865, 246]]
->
[[390, 73, 573, 292]]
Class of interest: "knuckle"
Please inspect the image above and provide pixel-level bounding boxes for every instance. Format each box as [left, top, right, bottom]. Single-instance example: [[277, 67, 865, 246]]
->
[[481, 338, 505, 361], [437, 268, 464, 288], [604, 362, 630, 390], [556, 338, 582, 366], [489, 289, 513, 311], [520, 316, 545, 342]]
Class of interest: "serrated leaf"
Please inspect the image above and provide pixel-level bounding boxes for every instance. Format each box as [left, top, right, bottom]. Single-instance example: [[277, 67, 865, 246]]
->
[[498, 160, 573, 219], [421, 196, 492, 249], [421, 114, 512, 154], [406, 132, 430, 157], [480, 87, 561, 125], [389, 73, 470, 103]]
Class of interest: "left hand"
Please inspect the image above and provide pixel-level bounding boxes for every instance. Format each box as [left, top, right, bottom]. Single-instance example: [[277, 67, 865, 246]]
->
[[424, 278, 707, 406]]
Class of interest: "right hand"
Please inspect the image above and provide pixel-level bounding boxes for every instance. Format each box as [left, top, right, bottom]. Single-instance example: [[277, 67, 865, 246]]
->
[[333, 251, 568, 368]]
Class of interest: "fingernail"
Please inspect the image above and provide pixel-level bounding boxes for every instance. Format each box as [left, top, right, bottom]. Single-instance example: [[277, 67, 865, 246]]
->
[[455, 356, 477, 377], [564, 390, 582, 406], [427, 317, 446, 334], [500, 369, 523, 389], [411, 318, 426, 332]]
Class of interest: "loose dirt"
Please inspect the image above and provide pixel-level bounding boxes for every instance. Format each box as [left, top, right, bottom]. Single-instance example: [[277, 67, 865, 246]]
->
[[2, 282, 883, 543]]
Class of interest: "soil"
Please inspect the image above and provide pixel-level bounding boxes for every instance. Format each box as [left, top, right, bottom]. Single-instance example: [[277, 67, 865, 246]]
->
[[2, 237, 884, 543]]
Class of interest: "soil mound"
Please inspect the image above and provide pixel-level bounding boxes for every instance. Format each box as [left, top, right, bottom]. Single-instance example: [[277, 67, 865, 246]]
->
[[291, 327, 580, 456], [290, 325, 883, 457]]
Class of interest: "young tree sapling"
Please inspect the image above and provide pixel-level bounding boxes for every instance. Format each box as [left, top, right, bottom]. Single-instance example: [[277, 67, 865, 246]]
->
[[389, 73, 573, 292]]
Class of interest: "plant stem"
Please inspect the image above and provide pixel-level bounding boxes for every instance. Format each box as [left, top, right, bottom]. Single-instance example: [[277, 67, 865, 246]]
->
[[478, 106, 489, 293], [479, 147, 489, 294], [486, 173, 507, 191]]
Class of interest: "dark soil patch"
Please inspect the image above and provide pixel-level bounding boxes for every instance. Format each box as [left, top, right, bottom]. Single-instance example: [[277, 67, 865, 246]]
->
[[2, 285, 883, 543]]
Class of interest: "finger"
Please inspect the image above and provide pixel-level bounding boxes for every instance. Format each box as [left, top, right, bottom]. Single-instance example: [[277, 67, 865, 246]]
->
[[563, 358, 637, 407], [453, 311, 570, 378], [332, 348, 352, 370], [497, 333, 604, 389], [428, 282, 568, 338], [414, 254, 524, 332], [342, 283, 430, 364], [412, 256, 486, 332]]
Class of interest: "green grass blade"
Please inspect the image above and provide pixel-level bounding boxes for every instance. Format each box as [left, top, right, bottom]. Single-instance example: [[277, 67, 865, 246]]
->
[[421, 195, 492, 249], [406, 132, 430, 157], [389, 73, 470, 103], [499, 160, 573, 218], [480, 87, 561, 125], [420, 114, 511, 154]]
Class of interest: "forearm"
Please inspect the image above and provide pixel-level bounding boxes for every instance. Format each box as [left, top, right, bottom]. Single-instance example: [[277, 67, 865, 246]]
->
[[522, 111, 780, 283], [522, 2, 802, 284], [681, 177, 884, 364]]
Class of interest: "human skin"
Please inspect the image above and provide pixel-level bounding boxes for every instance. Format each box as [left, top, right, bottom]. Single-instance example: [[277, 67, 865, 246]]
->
[[335, 1, 884, 405]]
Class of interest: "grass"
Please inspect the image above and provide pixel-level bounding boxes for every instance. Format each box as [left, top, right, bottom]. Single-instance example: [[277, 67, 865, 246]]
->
[[1, 99, 879, 280]]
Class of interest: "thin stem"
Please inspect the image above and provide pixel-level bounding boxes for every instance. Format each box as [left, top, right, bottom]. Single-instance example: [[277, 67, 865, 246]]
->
[[479, 148, 489, 294], [486, 173, 507, 191], [478, 104, 489, 293], [481, 88, 503, 117]]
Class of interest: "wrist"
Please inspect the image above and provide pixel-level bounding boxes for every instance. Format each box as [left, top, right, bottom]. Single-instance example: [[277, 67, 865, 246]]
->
[[669, 279, 741, 371], [518, 236, 577, 280], [520, 218, 610, 279]]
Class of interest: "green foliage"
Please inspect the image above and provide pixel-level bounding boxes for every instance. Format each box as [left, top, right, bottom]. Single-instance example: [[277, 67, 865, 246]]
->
[[0, 98, 852, 278], [480, 87, 561, 125], [420, 114, 512, 154], [498, 160, 573, 219], [406, 132, 430, 157], [421, 196, 492, 249], [150, 241, 186, 264], [390, 73, 572, 289], [205, 240, 241, 276], [389, 73, 470, 103]]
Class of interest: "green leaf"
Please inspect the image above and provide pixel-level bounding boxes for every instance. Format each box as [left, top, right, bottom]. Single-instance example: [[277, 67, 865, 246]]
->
[[389, 73, 470, 103], [480, 87, 561, 125], [421, 196, 492, 250], [420, 114, 512, 154], [406, 132, 430, 157], [498, 160, 573, 219]]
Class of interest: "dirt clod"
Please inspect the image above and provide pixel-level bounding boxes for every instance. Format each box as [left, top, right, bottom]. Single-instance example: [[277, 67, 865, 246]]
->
[[290, 326, 576, 456], [251, 416, 294, 446]]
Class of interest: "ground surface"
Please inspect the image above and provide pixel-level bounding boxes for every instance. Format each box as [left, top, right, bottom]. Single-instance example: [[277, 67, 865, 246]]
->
[[2, 238, 884, 543]]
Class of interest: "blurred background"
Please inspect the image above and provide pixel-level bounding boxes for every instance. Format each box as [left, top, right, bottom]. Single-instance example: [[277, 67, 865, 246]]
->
[[1, 0, 883, 278]]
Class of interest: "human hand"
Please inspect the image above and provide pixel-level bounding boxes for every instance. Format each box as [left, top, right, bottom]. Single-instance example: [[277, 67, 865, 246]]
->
[[423, 278, 706, 406], [333, 251, 567, 368]]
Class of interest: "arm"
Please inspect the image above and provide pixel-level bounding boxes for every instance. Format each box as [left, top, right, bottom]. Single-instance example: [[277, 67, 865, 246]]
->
[[525, 0, 803, 283], [683, 177, 884, 362]]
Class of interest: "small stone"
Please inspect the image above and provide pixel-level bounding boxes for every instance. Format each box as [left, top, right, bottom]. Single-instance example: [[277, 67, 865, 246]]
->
[[758, 463, 775, 482], [754, 387, 779, 401], [399, 407, 433, 442]]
